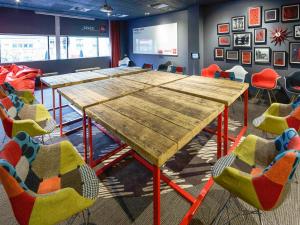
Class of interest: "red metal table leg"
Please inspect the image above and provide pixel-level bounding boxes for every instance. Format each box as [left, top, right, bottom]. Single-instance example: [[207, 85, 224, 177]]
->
[[40, 81, 44, 104], [217, 113, 222, 159], [88, 117, 93, 167], [83, 110, 87, 162], [153, 166, 161, 225], [223, 106, 229, 156], [52, 88, 56, 120], [59, 94, 63, 137]]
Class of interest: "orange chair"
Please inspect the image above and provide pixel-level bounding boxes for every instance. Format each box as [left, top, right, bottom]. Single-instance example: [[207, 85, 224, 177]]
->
[[201, 64, 221, 78], [251, 68, 280, 104], [0, 67, 9, 84]]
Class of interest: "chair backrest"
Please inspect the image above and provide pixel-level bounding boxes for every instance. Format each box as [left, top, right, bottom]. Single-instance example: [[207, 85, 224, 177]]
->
[[201, 64, 221, 77], [252, 68, 280, 84], [0, 94, 24, 119], [286, 107, 300, 132], [226, 65, 248, 82], [286, 71, 300, 88], [175, 66, 185, 75], [142, 63, 153, 70]]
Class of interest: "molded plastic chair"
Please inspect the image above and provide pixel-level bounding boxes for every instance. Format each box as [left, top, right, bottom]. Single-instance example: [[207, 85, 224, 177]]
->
[[142, 63, 153, 70], [212, 128, 300, 224], [226, 65, 248, 83], [284, 71, 300, 101], [0, 131, 98, 225], [175, 66, 186, 75], [253, 96, 300, 135], [201, 64, 221, 78], [1, 82, 35, 104], [251, 68, 280, 104], [0, 94, 56, 138]]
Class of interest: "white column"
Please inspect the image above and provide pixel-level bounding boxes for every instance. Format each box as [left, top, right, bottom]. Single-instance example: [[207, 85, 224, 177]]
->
[[55, 16, 61, 60]]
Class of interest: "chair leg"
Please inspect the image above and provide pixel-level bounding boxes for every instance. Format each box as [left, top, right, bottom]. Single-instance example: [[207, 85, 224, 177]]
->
[[257, 209, 264, 225], [254, 89, 261, 102], [290, 95, 296, 103], [270, 90, 277, 102], [210, 194, 232, 225], [267, 91, 272, 105]]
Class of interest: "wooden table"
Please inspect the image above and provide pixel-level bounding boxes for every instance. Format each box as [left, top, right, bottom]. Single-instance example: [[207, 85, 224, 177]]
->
[[121, 71, 187, 86], [161, 76, 249, 155], [57, 78, 151, 165], [86, 87, 224, 225], [92, 67, 148, 77]]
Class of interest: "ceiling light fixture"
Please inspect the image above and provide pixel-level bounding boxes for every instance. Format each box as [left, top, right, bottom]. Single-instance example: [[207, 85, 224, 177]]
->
[[16, 0, 20, 3], [100, 0, 113, 13], [145, 12, 150, 16]]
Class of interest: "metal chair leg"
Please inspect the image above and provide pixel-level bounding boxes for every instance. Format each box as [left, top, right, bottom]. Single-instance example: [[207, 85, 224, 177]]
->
[[210, 194, 232, 225], [257, 209, 263, 225], [254, 89, 261, 102], [267, 91, 272, 105]]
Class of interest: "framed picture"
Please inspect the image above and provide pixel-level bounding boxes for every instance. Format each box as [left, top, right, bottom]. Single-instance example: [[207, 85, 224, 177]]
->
[[254, 47, 271, 64], [218, 35, 231, 46], [233, 32, 252, 48], [273, 51, 287, 67], [214, 48, 224, 60], [294, 25, 300, 39], [226, 50, 239, 61], [248, 6, 262, 27], [241, 51, 252, 65], [264, 8, 279, 23], [217, 23, 230, 34], [282, 4, 300, 22], [231, 16, 245, 32], [290, 42, 300, 64], [254, 28, 267, 44]]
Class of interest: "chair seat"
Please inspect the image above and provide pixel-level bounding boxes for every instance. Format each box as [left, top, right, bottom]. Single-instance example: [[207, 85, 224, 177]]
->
[[252, 80, 277, 89]]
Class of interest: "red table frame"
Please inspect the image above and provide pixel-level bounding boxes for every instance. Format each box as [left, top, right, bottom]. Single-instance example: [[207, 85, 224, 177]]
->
[[87, 112, 223, 225]]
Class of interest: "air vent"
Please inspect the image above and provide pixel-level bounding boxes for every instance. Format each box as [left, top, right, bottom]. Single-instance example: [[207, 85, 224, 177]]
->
[[149, 3, 169, 9], [70, 6, 91, 12]]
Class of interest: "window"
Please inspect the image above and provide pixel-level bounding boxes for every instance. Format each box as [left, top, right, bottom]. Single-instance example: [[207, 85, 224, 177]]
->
[[0, 35, 48, 63], [68, 36, 98, 59], [48, 36, 56, 60], [60, 36, 68, 59], [98, 37, 111, 57]]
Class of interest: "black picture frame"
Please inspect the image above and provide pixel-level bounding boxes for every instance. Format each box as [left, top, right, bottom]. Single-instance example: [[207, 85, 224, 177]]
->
[[217, 23, 230, 35], [218, 35, 231, 47], [273, 51, 287, 67], [254, 47, 271, 64], [294, 25, 300, 39], [233, 32, 252, 49], [254, 28, 267, 45], [264, 8, 279, 23], [289, 42, 300, 64], [248, 6, 262, 28], [241, 50, 252, 65], [214, 48, 225, 60], [231, 16, 245, 32], [226, 50, 239, 61], [281, 4, 300, 22]]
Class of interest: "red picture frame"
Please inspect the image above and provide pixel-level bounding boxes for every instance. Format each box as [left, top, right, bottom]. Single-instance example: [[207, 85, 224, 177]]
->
[[282, 4, 300, 22], [218, 35, 231, 47], [248, 6, 262, 27], [241, 51, 252, 65], [217, 23, 230, 34]]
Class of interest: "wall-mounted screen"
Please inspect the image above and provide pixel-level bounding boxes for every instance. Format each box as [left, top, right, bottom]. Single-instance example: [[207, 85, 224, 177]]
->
[[133, 23, 178, 56]]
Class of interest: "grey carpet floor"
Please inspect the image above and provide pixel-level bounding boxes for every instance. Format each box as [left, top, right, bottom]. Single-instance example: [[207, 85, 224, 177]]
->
[[0, 88, 299, 225]]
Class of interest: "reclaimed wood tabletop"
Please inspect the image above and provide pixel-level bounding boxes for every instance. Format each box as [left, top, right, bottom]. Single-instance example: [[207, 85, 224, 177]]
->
[[161, 76, 249, 106], [121, 71, 187, 86], [57, 78, 151, 110], [93, 67, 147, 77], [86, 87, 224, 167]]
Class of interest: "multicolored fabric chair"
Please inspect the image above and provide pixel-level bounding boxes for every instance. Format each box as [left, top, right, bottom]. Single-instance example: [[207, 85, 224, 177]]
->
[[0, 94, 56, 138], [0, 131, 99, 225], [253, 96, 300, 135], [212, 128, 300, 224], [251, 68, 280, 104], [201, 64, 221, 78], [226, 65, 248, 83], [0, 82, 36, 104]]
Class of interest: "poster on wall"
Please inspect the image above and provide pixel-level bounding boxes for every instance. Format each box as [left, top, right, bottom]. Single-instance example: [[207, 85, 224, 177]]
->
[[217, 23, 230, 34], [218, 35, 231, 46], [241, 51, 252, 65], [226, 50, 239, 61], [273, 51, 287, 67], [233, 33, 252, 48], [294, 25, 300, 39], [255, 47, 271, 64], [232, 16, 245, 31], [254, 28, 267, 44], [264, 8, 279, 23], [282, 4, 300, 22], [133, 23, 178, 55], [290, 42, 300, 64], [248, 6, 262, 27], [214, 48, 224, 60]]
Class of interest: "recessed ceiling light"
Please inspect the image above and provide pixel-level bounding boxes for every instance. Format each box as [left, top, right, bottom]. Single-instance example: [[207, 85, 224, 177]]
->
[[16, 0, 20, 3], [145, 12, 150, 16]]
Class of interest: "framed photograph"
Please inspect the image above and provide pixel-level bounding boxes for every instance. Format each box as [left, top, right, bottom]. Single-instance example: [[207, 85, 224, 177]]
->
[[294, 25, 300, 39], [232, 16, 245, 32], [290, 42, 300, 64], [226, 50, 239, 61], [248, 6, 262, 27], [273, 51, 287, 67], [264, 8, 279, 23], [214, 48, 224, 60], [218, 35, 231, 46], [254, 28, 267, 44], [217, 23, 230, 34], [233, 32, 252, 48], [282, 4, 300, 22], [241, 51, 252, 65], [254, 47, 271, 64]]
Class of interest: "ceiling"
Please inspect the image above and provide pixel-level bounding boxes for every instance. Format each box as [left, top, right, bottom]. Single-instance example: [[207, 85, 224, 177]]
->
[[0, 0, 227, 20]]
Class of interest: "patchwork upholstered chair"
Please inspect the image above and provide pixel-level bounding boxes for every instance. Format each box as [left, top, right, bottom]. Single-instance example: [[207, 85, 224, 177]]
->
[[226, 65, 248, 83], [212, 128, 300, 225], [253, 96, 300, 135], [201, 64, 221, 78], [0, 131, 99, 225], [0, 93, 55, 138], [0, 82, 36, 104]]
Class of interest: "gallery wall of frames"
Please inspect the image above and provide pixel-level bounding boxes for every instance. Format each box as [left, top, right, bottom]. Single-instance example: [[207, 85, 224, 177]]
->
[[203, 0, 300, 77]]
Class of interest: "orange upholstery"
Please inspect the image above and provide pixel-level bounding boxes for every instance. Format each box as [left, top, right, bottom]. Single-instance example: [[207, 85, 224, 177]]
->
[[201, 64, 221, 78], [251, 68, 280, 90]]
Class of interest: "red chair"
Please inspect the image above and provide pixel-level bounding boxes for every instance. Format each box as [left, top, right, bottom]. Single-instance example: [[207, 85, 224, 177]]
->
[[142, 63, 153, 70], [0, 67, 9, 84], [251, 68, 280, 104], [175, 66, 186, 75], [201, 64, 221, 78]]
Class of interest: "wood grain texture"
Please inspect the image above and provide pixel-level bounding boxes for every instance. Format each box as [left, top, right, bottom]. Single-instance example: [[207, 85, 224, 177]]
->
[[86, 87, 224, 167], [161, 76, 249, 106], [57, 78, 151, 110], [121, 71, 187, 86]]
